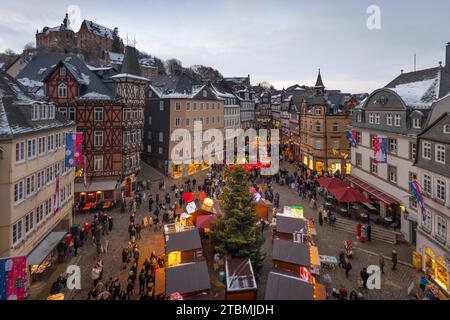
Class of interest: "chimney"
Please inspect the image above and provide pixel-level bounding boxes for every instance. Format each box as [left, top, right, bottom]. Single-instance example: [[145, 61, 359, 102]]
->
[[446, 42, 450, 71]]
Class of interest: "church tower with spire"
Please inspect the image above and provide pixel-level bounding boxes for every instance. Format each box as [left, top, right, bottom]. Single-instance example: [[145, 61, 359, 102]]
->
[[314, 68, 326, 95]]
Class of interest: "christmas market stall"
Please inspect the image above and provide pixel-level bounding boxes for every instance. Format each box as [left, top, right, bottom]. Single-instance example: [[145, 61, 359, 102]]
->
[[155, 260, 212, 300], [164, 224, 203, 266], [271, 238, 321, 278], [249, 187, 273, 222], [224, 258, 257, 300], [264, 268, 326, 300]]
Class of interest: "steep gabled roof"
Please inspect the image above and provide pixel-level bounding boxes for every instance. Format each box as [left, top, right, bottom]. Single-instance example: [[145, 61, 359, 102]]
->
[[81, 20, 114, 40], [149, 73, 211, 99], [0, 72, 74, 140], [385, 67, 443, 109], [16, 53, 116, 100]]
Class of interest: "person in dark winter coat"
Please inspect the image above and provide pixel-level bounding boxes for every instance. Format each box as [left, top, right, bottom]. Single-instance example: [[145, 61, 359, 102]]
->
[[366, 223, 372, 242], [318, 210, 323, 226], [139, 269, 146, 294], [360, 268, 369, 288], [344, 259, 352, 278], [108, 215, 113, 232], [122, 248, 128, 269], [391, 250, 398, 270]]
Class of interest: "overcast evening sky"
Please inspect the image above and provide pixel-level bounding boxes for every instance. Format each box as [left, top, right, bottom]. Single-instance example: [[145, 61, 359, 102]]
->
[[1, 0, 450, 93]]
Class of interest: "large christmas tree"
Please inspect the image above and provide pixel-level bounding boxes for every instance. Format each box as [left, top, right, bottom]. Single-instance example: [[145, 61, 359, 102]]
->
[[211, 165, 265, 277]]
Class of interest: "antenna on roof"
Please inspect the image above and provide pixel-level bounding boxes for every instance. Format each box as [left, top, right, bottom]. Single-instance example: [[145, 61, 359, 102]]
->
[[414, 53, 417, 72]]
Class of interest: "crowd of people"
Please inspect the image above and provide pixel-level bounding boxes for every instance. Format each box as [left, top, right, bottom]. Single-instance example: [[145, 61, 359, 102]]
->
[[48, 160, 434, 301]]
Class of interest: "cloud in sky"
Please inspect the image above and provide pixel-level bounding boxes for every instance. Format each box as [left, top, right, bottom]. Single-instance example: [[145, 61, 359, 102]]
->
[[1, 0, 450, 93]]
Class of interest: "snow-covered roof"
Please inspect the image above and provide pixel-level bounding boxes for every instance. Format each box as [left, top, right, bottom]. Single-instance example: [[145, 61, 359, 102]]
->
[[38, 24, 72, 35], [107, 51, 124, 64], [0, 72, 74, 140], [17, 53, 115, 101], [111, 73, 149, 82], [385, 67, 444, 109], [211, 84, 235, 99], [149, 73, 216, 99], [83, 20, 114, 40], [387, 76, 440, 109], [78, 92, 112, 100]]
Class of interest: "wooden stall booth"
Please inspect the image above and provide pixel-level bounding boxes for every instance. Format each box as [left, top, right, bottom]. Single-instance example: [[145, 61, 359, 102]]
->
[[225, 258, 257, 300]]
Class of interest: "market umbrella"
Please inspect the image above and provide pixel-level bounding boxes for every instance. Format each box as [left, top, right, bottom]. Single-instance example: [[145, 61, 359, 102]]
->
[[196, 214, 217, 229], [182, 192, 195, 204], [318, 177, 347, 189], [327, 186, 369, 203]]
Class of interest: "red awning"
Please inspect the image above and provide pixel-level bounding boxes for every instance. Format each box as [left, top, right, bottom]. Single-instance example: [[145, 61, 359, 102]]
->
[[345, 175, 397, 206], [327, 186, 369, 203], [318, 178, 347, 189]]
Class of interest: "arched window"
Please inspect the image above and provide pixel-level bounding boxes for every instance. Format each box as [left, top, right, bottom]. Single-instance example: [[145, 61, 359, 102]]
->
[[58, 83, 68, 98]]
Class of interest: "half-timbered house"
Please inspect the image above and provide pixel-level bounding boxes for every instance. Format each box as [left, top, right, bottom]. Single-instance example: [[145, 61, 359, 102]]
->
[[16, 46, 148, 203]]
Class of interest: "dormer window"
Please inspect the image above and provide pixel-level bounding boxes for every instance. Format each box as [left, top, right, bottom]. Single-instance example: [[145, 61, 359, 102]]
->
[[32, 104, 40, 120], [58, 83, 68, 98], [48, 105, 55, 119], [203, 90, 207, 98], [394, 114, 401, 127], [60, 67, 66, 76], [443, 124, 450, 134], [356, 113, 362, 122], [412, 118, 421, 129], [314, 108, 321, 115]]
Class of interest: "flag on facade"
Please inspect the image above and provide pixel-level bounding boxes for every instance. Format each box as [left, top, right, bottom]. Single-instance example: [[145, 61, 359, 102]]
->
[[373, 137, 388, 164], [74, 132, 83, 168], [0, 256, 27, 300], [53, 175, 60, 216], [83, 155, 88, 189], [409, 180, 426, 221], [65, 133, 75, 168], [345, 130, 357, 148]]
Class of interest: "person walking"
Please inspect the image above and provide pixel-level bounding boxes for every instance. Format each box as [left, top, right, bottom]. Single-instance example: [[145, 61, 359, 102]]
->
[[391, 250, 398, 270], [139, 269, 146, 295], [379, 252, 385, 274], [344, 258, 352, 278], [108, 215, 113, 233], [149, 196, 153, 212], [122, 248, 128, 269], [366, 223, 372, 242], [360, 268, 369, 288], [126, 278, 134, 300], [318, 209, 323, 227]]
